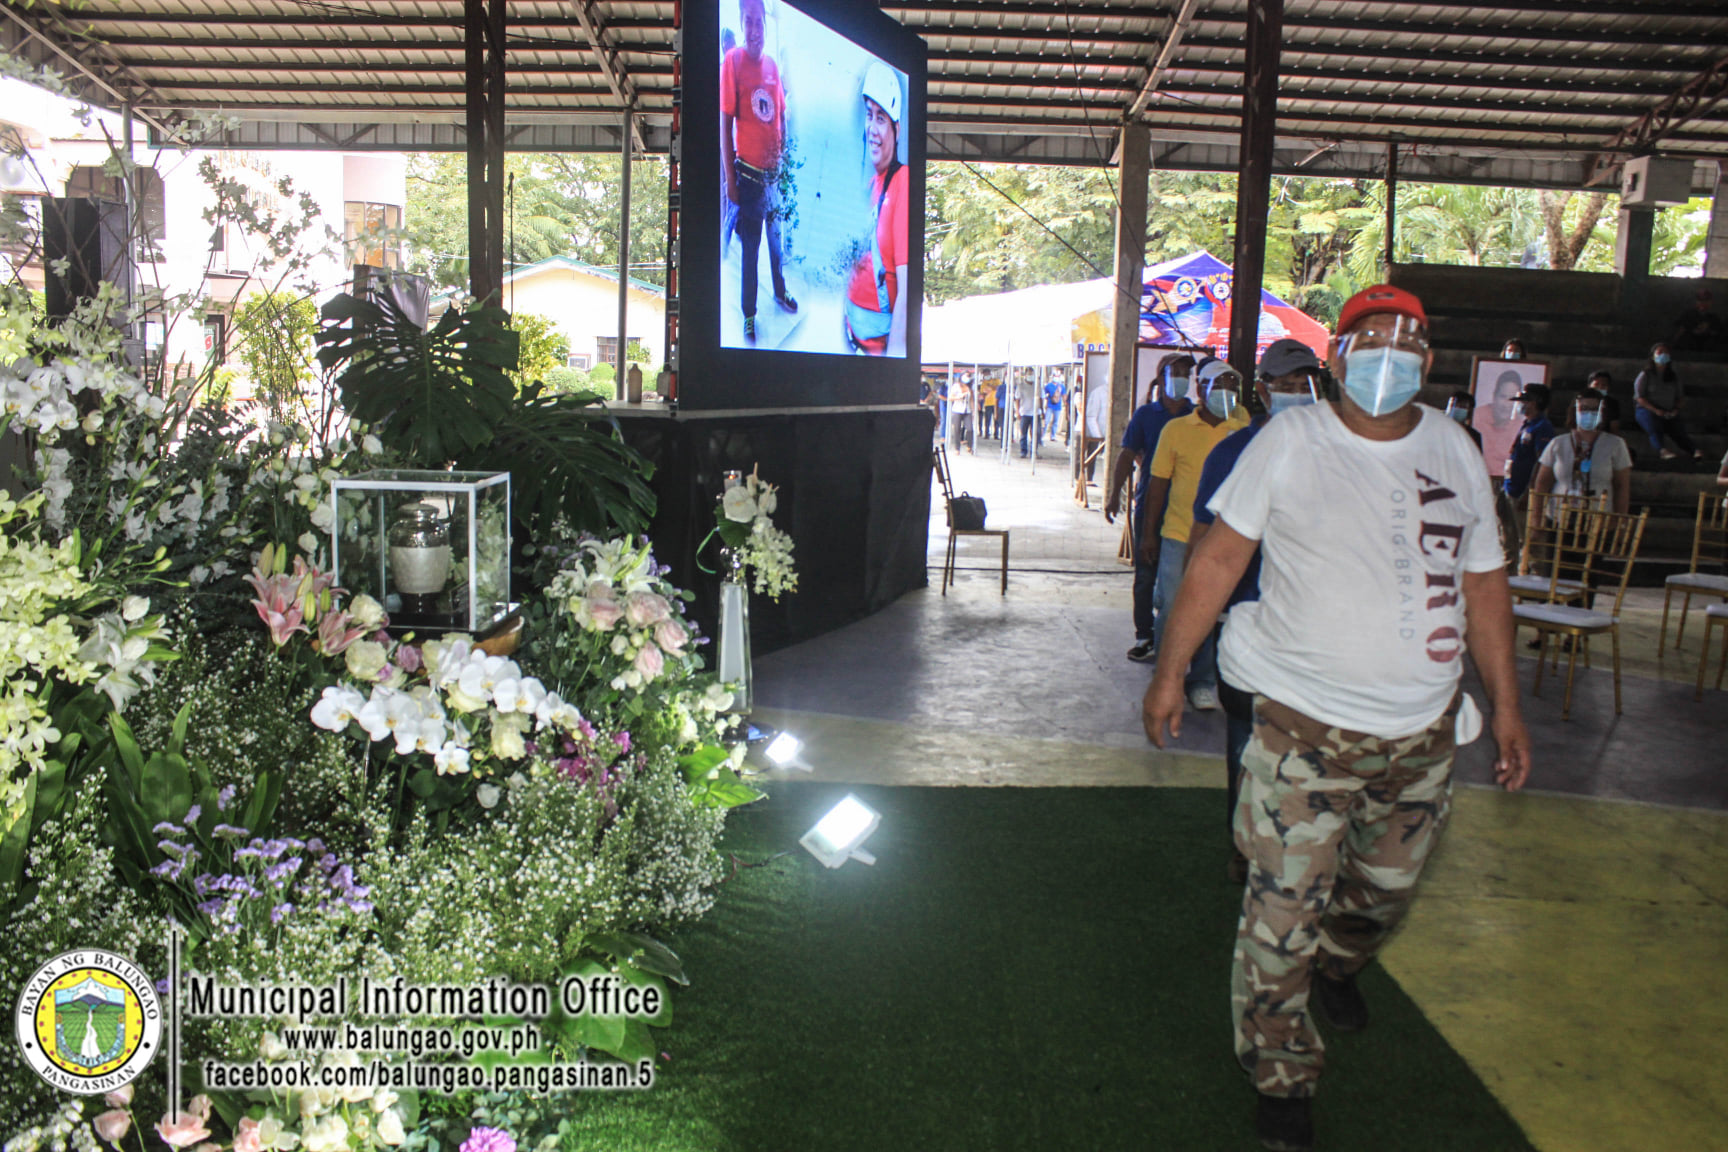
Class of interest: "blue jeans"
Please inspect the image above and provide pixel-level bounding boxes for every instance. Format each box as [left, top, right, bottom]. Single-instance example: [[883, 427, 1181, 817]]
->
[[1635, 407, 1696, 455], [734, 165, 786, 320], [1153, 536, 1217, 692]]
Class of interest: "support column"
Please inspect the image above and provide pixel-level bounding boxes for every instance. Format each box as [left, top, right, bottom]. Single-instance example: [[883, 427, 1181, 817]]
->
[[1703, 161, 1728, 280], [1383, 142, 1398, 273], [617, 109, 633, 400], [1105, 123, 1149, 469], [1615, 206, 1656, 282], [465, 0, 506, 307], [1227, 0, 1283, 380]]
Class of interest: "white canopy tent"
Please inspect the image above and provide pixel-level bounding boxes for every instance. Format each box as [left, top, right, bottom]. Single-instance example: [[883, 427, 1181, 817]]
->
[[922, 278, 1117, 367]]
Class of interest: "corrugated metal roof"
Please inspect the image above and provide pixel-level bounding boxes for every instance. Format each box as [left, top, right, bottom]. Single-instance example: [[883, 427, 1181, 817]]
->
[[4, 1, 1725, 186]]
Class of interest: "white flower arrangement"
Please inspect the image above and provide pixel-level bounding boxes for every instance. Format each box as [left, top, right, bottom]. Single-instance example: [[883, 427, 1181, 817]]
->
[[712, 467, 798, 600], [0, 490, 169, 819]]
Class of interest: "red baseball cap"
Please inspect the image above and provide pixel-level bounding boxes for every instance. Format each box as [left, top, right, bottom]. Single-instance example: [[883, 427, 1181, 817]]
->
[[1336, 285, 1428, 337]]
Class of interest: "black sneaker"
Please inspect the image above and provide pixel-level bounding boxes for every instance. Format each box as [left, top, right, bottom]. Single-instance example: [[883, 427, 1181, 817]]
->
[[1312, 969, 1368, 1033], [775, 291, 799, 314], [743, 315, 757, 341], [1127, 640, 1156, 663], [1256, 1093, 1314, 1152]]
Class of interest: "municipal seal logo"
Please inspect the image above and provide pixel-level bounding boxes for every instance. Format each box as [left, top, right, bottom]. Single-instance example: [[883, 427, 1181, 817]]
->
[[751, 86, 775, 124], [14, 951, 160, 1094]]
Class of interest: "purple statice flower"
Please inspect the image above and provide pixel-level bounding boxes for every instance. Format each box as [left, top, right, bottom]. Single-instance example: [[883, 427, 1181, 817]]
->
[[152, 821, 183, 835], [461, 1127, 517, 1152], [156, 840, 191, 858], [216, 784, 236, 812], [307, 839, 326, 855], [233, 846, 263, 861], [270, 903, 295, 924], [149, 859, 184, 881], [212, 824, 249, 839], [183, 804, 202, 824]]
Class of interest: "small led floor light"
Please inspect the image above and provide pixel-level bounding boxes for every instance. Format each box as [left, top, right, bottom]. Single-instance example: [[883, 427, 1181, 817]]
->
[[764, 731, 803, 765], [799, 794, 881, 869]]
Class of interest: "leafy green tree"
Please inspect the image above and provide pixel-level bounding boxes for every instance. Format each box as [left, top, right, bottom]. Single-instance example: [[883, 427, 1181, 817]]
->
[[232, 291, 320, 424], [508, 311, 569, 391], [404, 152, 671, 294]]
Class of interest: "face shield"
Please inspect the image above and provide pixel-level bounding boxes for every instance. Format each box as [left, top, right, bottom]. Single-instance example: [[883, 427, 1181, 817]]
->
[[1338, 314, 1428, 418]]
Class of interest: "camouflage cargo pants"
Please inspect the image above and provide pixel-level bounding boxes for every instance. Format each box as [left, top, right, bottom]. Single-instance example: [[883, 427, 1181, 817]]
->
[[1232, 693, 1458, 1097]]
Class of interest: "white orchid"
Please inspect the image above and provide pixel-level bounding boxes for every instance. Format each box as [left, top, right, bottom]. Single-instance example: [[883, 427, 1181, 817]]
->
[[309, 685, 366, 731]]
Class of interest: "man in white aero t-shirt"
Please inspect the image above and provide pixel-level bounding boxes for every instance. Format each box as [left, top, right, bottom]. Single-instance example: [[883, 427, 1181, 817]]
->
[[1140, 285, 1531, 1152]]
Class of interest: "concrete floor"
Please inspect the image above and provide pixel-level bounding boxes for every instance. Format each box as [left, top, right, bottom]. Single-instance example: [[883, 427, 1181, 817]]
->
[[752, 432, 1728, 1152]]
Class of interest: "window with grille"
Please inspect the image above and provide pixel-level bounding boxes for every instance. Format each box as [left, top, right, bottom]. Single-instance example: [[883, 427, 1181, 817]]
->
[[596, 336, 642, 367], [344, 201, 402, 269]]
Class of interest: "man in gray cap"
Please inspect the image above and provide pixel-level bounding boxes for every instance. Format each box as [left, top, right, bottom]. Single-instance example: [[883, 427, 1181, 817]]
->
[[1186, 338, 1327, 883]]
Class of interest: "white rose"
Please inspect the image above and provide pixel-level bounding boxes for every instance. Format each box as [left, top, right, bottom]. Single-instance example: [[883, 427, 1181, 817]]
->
[[362, 434, 383, 455], [121, 596, 150, 623], [259, 1032, 290, 1060], [348, 593, 386, 630], [476, 783, 501, 808], [344, 640, 388, 682], [310, 502, 335, 531], [298, 531, 320, 556]]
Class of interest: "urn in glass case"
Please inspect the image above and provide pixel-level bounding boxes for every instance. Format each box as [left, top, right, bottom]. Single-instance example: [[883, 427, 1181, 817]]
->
[[330, 469, 511, 633]]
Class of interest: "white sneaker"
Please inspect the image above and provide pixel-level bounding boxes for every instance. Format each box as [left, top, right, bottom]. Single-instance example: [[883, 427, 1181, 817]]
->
[[1188, 686, 1220, 712]]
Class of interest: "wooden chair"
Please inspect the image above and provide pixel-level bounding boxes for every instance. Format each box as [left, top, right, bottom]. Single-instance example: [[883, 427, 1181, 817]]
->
[[1660, 491, 1728, 656], [1513, 506, 1647, 719], [1507, 491, 1604, 608], [932, 444, 1009, 595], [1694, 603, 1728, 702]]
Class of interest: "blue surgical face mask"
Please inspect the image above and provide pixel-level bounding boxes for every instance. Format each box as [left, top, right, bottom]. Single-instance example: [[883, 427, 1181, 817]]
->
[[1205, 387, 1239, 421], [1446, 404, 1471, 424], [1576, 409, 1602, 432], [1165, 372, 1191, 401], [1342, 345, 1424, 417], [1654, 352, 1672, 366], [1267, 391, 1314, 416]]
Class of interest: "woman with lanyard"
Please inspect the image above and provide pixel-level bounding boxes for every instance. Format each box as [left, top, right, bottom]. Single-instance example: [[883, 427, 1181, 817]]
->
[[1532, 389, 1632, 515], [844, 61, 910, 357]]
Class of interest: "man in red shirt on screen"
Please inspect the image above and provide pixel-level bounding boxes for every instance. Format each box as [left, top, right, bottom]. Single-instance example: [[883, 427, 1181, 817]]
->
[[844, 61, 909, 358], [721, 0, 796, 342]]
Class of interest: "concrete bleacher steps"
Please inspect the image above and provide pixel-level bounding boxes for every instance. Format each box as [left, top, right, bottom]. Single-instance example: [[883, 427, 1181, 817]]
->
[[1390, 264, 1728, 584]]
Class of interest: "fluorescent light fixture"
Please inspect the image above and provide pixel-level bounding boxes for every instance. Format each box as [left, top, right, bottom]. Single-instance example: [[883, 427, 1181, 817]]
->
[[799, 794, 881, 869], [764, 732, 803, 765]]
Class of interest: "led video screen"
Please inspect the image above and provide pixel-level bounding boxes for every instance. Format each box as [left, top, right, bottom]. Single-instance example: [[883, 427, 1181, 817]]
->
[[679, 0, 925, 409], [717, 0, 910, 357]]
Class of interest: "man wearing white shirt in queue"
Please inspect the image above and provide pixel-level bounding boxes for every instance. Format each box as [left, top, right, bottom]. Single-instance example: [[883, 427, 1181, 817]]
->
[[1141, 285, 1532, 1152]]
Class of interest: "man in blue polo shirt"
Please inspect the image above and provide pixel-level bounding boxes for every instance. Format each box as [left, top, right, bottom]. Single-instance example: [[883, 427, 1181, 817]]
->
[[1104, 354, 1195, 661], [1188, 338, 1325, 884]]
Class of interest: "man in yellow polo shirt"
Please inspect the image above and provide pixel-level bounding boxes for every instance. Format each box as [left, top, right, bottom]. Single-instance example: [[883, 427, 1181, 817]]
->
[[1141, 356, 1247, 711]]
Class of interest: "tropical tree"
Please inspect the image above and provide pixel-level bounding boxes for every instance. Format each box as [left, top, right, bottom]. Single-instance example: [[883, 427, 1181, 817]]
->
[[404, 152, 671, 294]]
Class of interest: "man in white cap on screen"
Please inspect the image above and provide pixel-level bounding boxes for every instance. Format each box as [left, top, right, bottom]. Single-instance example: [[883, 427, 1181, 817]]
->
[[1143, 286, 1531, 1152]]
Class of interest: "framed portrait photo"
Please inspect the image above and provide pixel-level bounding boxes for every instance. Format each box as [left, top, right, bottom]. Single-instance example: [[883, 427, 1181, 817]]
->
[[1471, 356, 1551, 478]]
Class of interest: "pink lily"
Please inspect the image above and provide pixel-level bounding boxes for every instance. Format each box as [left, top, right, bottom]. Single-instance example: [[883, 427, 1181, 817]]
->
[[316, 608, 367, 655]]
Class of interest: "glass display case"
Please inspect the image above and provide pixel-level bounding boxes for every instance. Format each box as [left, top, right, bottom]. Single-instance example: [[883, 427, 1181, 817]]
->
[[329, 470, 511, 633]]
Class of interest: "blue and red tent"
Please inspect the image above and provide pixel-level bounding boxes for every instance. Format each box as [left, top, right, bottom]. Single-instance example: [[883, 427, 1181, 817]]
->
[[1139, 250, 1331, 361]]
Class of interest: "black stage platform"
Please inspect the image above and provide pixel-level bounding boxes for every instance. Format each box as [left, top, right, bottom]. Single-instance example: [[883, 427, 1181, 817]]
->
[[608, 403, 935, 657]]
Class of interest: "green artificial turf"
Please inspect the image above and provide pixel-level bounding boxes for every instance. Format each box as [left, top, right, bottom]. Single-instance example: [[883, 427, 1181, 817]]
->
[[558, 785, 1533, 1152]]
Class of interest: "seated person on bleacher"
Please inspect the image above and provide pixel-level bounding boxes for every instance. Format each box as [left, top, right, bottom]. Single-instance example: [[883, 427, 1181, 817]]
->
[[1670, 286, 1725, 354], [1583, 371, 1624, 436]]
